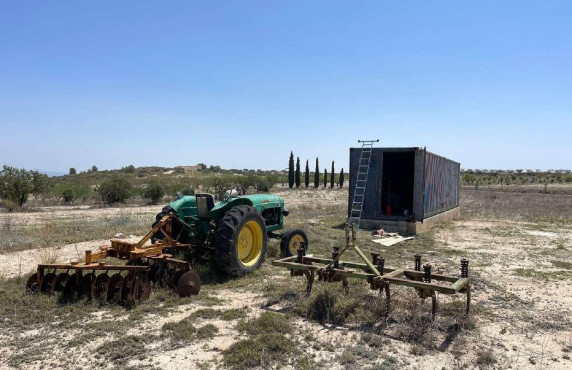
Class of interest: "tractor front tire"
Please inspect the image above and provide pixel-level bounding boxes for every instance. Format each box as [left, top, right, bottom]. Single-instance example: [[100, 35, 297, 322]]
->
[[280, 228, 309, 258], [213, 205, 268, 277]]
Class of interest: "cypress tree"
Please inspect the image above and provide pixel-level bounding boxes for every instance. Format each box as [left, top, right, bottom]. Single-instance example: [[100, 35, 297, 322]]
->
[[304, 160, 309, 188], [324, 168, 328, 188], [314, 158, 319, 188], [295, 157, 301, 188], [288, 151, 294, 188], [339, 168, 345, 188], [330, 161, 335, 189]]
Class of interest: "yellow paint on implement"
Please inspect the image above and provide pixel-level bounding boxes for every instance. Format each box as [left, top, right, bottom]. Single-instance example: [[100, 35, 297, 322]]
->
[[237, 220, 263, 266], [288, 234, 305, 256]]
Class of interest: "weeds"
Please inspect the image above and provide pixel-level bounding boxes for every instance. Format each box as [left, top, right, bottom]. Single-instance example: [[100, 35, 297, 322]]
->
[[223, 333, 297, 369], [236, 311, 292, 335]]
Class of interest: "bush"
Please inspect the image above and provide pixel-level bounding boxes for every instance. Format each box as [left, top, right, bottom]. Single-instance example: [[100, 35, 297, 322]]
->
[[143, 182, 165, 204], [256, 180, 270, 192], [62, 188, 75, 203], [97, 175, 131, 204]]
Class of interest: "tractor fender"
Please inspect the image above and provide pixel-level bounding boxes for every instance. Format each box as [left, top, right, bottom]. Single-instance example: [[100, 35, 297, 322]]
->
[[208, 198, 253, 221]]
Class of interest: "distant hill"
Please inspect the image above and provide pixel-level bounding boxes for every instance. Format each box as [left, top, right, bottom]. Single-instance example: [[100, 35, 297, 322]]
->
[[41, 170, 67, 177]]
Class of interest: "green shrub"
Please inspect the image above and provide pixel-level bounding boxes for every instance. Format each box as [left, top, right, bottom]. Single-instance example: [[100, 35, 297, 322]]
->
[[62, 188, 75, 203], [97, 175, 131, 204], [143, 181, 165, 204]]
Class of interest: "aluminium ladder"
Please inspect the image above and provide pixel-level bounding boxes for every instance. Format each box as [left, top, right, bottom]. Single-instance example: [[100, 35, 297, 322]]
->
[[349, 139, 379, 229]]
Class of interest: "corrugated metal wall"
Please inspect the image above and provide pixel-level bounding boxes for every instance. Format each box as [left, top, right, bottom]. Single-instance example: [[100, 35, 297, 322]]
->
[[422, 151, 460, 218]]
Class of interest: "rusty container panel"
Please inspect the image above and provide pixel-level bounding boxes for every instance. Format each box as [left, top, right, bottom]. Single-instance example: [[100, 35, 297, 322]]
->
[[423, 151, 460, 218]]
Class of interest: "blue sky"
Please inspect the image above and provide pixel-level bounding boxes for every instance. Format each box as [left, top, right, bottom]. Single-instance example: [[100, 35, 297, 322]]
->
[[1, 1, 570, 173]]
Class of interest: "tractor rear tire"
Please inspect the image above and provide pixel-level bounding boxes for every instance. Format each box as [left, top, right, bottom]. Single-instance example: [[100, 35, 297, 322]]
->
[[280, 228, 309, 258], [213, 205, 268, 277]]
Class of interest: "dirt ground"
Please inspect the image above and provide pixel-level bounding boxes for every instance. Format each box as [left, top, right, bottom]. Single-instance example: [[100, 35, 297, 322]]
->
[[0, 189, 570, 369]]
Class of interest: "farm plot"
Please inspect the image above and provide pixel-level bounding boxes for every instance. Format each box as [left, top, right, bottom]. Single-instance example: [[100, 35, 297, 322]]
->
[[0, 188, 570, 369]]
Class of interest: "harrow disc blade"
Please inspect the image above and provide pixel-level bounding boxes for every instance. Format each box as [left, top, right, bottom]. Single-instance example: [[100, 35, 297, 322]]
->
[[106, 273, 124, 304], [54, 273, 70, 292], [62, 273, 80, 303], [131, 274, 151, 305], [120, 272, 136, 305], [91, 273, 110, 302], [40, 273, 57, 295], [168, 269, 184, 290], [26, 273, 40, 293], [154, 265, 169, 288], [79, 273, 96, 300], [163, 268, 176, 288], [176, 270, 201, 297], [147, 263, 161, 284]]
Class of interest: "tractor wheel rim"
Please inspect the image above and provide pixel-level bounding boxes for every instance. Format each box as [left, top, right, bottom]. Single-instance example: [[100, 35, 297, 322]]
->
[[289, 234, 305, 255], [237, 220, 263, 266]]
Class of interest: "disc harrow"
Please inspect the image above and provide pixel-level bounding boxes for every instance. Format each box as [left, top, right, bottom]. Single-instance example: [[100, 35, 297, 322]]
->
[[25, 214, 202, 306], [272, 224, 471, 319]]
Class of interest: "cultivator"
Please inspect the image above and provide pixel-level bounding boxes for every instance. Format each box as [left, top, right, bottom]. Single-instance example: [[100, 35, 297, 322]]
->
[[25, 214, 201, 305], [272, 224, 471, 319]]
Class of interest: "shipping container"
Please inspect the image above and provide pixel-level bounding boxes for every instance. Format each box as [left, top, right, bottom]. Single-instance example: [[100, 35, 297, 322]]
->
[[348, 147, 460, 224]]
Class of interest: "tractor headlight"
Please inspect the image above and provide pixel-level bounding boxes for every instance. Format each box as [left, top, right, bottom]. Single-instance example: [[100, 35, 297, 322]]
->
[[282, 209, 289, 216]]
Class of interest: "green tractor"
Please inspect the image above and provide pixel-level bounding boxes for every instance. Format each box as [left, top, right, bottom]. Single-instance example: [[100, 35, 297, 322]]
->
[[152, 192, 307, 276]]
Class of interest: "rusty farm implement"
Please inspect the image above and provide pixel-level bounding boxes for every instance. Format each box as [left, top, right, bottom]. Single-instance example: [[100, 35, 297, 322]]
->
[[272, 224, 471, 319], [25, 213, 201, 305]]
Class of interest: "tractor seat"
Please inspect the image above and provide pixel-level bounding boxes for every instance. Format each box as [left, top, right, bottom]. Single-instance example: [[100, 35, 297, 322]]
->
[[196, 193, 215, 218]]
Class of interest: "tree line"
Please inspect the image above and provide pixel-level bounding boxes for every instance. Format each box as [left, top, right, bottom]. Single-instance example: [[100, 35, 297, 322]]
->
[[288, 152, 345, 189], [0, 164, 289, 210]]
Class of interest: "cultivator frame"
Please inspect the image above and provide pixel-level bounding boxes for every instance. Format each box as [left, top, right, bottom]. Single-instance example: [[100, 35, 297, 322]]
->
[[272, 224, 470, 319], [26, 213, 201, 305]]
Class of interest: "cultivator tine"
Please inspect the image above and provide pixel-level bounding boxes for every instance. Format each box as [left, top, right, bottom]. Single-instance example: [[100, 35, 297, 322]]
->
[[466, 287, 471, 315], [106, 273, 124, 304], [342, 277, 349, 295], [175, 270, 201, 297], [302, 271, 314, 297], [431, 291, 438, 321], [383, 282, 391, 316], [460, 258, 470, 315]]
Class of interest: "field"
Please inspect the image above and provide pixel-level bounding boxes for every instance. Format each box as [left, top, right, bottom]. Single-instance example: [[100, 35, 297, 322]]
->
[[0, 187, 571, 369]]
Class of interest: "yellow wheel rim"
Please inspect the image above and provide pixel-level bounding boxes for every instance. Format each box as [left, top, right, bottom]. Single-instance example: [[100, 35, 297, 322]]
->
[[288, 234, 305, 255], [237, 220, 263, 266]]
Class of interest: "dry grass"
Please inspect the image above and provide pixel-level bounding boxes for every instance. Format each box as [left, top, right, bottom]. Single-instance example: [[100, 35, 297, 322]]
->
[[1, 187, 571, 369], [460, 189, 572, 223]]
